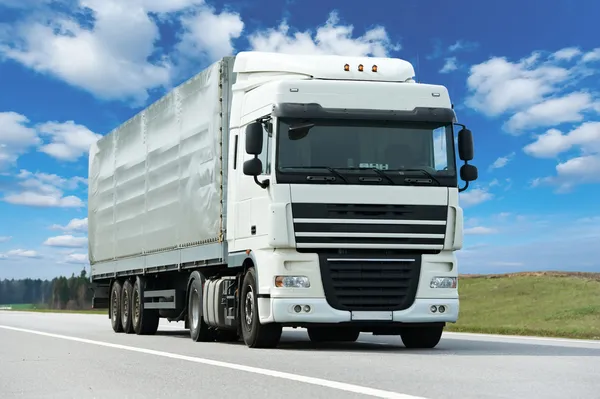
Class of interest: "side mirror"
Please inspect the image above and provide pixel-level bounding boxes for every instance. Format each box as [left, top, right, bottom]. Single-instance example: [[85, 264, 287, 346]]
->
[[457, 128, 474, 161], [460, 164, 478, 182], [243, 158, 263, 176], [245, 122, 263, 155]]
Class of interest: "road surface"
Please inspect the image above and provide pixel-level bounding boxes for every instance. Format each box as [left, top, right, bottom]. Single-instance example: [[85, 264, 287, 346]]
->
[[1, 311, 598, 399]]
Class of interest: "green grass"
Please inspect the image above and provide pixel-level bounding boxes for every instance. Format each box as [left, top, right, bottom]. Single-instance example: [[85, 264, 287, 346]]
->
[[447, 272, 600, 340], [3, 272, 599, 340]]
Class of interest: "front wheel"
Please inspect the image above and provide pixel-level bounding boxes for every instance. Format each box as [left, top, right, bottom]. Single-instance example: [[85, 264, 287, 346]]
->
[[400, 325, 444, 349], [240, 268, 282, 348]]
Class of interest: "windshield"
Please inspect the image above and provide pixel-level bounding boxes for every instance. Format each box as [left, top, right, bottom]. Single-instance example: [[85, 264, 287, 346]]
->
[[275, 118, 457, 186]]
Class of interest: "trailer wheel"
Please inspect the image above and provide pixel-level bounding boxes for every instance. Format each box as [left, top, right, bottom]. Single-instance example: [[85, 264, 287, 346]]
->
[[132, 276, 159, 335], [240, 268, 282, 348], [121, 279, 135, 334], [400, 325, 444, 349], [307, 327, 360, 343], [110, 280, 124, 333], [187, 271, 213, 342]]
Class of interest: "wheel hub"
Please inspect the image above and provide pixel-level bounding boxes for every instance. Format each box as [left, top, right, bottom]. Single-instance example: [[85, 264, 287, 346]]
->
[[191, 288, 200, 329], [244, 286, 254, 327]]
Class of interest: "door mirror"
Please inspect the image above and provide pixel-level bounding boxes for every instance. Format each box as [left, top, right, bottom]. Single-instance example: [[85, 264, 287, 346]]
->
[[457, 127, 474, 161], [245, 122, 263, 155], [243, 158, 263, 176], [460, 164, 478, 182]]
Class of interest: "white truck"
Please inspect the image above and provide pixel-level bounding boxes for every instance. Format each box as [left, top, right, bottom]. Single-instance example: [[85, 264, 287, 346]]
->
[[88, 51, 478, 349]]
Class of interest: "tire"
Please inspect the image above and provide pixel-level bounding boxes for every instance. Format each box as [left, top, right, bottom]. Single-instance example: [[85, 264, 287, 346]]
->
[[187, 271, 213, 342], [121, 280, 134, 334], [240, 268, 282, 348], [400, 325, 444, 349], [110, 280, 124, 333], [132, 276, 160, 335], [307, 327, 360, 343]]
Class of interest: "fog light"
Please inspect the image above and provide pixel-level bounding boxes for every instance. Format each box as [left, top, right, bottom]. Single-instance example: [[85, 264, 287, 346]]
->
[[430, 305, 438, 313], [294, 305, 302, 313], [438, 305, 446, 313], [303, 305, 311, 312], [275, 276, 310, 288], [430, 277, 457, 289]]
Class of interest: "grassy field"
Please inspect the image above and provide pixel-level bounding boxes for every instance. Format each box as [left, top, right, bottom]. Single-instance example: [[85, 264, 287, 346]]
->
[[447, 272, 600, 340], [2, 272, 599, 340]]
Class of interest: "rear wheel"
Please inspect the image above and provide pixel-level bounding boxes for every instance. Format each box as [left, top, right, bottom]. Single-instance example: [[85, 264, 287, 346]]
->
[[132, 276, 159, 335], [400, 325, 444, 349], [121, 280, 134, 334], [240, 268, 282, 348], [307, 327, 360, 343], [110, 280, 124, 333]]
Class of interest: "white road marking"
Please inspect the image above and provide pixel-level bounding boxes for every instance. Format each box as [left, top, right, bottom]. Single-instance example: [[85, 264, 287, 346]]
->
[[0, 324, 427, 399]]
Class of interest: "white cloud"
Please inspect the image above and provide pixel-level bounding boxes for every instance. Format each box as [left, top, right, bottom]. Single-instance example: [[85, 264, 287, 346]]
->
[[176, 6, 244, 62], [43, 235, 88, 248], [50, 218, 88, 233], [448, 40, 478, 53], [37, 121, 102, 161], [0, 112, 42, 169], [464, 226, 498, 235], [440, 57, 457, 73], [1, 169, 85, 208], [523, 122, 600, 158], [0, 236, 12, 243], [464, 48, 594, 117], [0, 0, 227, 104], [582, 48, 600, 63], [247, 11, 400, 57], [551, 47, 581, 61], [489, 152, 515, 170], [459, 187, 493, 207], [0, 111, 99, 166], [504, 91, 599, 133], [6, 249, 39, 258], [64, 253, 89, 264]]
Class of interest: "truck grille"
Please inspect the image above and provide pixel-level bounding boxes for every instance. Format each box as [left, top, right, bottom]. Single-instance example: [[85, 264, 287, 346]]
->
[[291, 203, 447, 252], [318, 254, 421, 311]]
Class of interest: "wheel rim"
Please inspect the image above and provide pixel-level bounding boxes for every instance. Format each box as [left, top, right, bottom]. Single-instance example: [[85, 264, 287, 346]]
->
[[111, 288, 118, 320], [244, 286, 254, 329], [122, 288, 129, 321], [133, 288, 140, 326], [191, 288, 200, 330]]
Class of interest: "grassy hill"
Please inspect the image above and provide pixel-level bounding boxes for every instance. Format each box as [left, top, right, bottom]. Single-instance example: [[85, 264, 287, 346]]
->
[[447, 271, 600, 340]]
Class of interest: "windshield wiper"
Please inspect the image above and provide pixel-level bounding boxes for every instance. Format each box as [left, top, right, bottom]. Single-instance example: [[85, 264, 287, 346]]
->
[[302, 166, 349, 183], [397, 168, 441, 186]]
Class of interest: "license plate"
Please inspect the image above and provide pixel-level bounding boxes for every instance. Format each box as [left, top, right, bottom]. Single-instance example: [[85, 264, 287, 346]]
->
[[350, 311, 393, 321]]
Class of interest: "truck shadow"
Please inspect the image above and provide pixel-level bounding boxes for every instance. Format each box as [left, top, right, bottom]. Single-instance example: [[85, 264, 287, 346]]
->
[[155, 328, 600, 357]]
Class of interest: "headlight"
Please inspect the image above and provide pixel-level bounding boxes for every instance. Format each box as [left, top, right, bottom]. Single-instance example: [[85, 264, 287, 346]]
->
[[430, 277, 457, 289], [275, 276, 310, 288]]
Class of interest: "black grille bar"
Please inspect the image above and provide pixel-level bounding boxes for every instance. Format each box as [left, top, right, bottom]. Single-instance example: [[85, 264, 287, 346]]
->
[[295, 236, 443, 245], [292, 203, 447, 220], [318, 253, 421, 311], [293, 222, 446, 234]]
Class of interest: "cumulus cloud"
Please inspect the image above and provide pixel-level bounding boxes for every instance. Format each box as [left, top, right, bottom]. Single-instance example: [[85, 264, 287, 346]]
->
[[464, 226, 498, 235], [1, 169, 86, 208], [50, 218, 88, 233], [0, 0, 244, 104], [5, 249, 40, 258], [439, 57, 458, 73], [489, 152, 515, 170], [459, 187, 493, 207], [64, 253, 89, 264], [247, 11, 400, 57], [0, 112, 42, 169], [43, 235, 88, 248], [0, 111, 100, 168]]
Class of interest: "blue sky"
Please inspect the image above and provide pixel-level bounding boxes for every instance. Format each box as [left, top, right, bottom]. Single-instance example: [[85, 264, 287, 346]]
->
[[1, 0, 599, 279]]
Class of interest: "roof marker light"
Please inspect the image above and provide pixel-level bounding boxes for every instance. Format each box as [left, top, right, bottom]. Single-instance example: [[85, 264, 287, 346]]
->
[[372, 65, 378, 72], [344, 64, 350, 71], [358, 64, 364, 72]]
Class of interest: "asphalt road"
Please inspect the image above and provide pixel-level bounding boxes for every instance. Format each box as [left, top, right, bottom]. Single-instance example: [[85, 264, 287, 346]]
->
[[0, 311, 598, 399]]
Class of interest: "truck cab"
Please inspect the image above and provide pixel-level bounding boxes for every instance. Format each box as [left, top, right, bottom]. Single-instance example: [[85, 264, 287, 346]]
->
[[226, 52, 477, 347]]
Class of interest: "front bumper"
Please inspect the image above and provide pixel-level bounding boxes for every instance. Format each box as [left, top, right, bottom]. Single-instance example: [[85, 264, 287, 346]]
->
[[268, 297, 458, 324]]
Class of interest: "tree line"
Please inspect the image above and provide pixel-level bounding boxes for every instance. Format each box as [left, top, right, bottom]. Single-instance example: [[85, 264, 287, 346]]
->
[[0, 268, 93, 310]]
